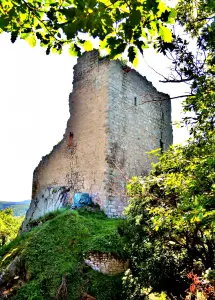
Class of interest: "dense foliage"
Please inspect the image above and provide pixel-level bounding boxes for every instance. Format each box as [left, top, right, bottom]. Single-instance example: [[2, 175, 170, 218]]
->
[[0, 209, 24, 247], [159, 0, 215, 139], [123, 0, 215, 298], [0, 208, 126, 299], [0, 0, 176, 63], [124, 137, 215, 298]]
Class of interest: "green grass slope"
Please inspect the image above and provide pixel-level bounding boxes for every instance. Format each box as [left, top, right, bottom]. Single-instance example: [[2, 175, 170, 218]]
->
[[0, 208, 126, 300]]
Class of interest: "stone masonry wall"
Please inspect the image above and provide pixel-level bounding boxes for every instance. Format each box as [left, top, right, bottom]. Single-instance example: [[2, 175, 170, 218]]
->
[[104, 61, 173, 216], [32, 51, 109, 212], [84, 252, 128, 275], [26, 50, 172, 225]]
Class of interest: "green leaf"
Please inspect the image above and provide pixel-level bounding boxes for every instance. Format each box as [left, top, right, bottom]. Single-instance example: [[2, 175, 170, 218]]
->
[[46, 46, 51, 55], [68, 43, 76, 56], [21, 33, 31, 40], [63, 23, 76, 40], [168, 8, 177, 24], [133, 55, 138, 67], [157, 1, 168, 14], [128, 46, 137, 64], [199, 213, 204, 220], [68, 43, 81, 56], [26, 34, 36, 47], [83, 40, 93, 51], [11, 31, 18, 43], [109, 42, 127, 58], [159, 25, 172, 43], [130, 9, 141, 27], [0, 17, 9, 29], [134, 40, 145, 54], [100, 39, 107, 49], [155, 225, 159, 231]]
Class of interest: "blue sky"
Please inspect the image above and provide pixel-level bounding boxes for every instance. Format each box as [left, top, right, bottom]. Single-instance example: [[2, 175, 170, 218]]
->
[[0, 32, 189, 201]]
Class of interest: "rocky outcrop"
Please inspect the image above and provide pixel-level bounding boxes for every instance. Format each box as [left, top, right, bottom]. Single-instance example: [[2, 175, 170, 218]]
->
[[0, 255, 27, 298], [0, 256, 22, 287], [21, 186, 71, 232]]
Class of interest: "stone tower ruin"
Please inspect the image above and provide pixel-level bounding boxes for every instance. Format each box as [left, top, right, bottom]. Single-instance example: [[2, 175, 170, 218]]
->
[[22, 50, 173, 230]]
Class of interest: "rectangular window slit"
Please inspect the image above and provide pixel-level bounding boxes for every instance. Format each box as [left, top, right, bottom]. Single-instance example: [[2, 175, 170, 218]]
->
[[160, 139, 164, 153]]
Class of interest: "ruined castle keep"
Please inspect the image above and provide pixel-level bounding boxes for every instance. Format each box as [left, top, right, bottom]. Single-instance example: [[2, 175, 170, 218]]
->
[[23, 51, 172, 230]]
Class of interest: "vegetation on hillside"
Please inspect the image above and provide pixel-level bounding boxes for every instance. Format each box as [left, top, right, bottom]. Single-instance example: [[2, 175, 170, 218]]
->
[[123, 138, 215, 299], [0, 201, 30, 217], [122, 0, 215, 299], [0, 209, 24, 247], [0, 208, 126, 300]]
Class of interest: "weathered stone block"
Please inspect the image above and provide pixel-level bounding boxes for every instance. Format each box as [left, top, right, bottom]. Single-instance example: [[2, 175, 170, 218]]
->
[[84, 251, 128, 275]]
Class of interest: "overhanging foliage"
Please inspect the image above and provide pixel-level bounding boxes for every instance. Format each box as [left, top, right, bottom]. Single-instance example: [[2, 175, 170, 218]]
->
[[0, 0, 176, 64]]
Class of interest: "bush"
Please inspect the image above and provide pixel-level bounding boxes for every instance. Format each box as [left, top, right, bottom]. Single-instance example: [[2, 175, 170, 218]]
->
[[123, 139, 215, 299], [0, 208, 24, 247]]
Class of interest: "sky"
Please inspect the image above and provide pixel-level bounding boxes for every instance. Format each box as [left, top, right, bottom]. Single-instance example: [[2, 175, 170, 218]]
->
[[0, 32, 190, 202]]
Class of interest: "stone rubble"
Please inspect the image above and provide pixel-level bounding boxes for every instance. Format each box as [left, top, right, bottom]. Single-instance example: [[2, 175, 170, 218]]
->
[[84, 252, 128, 275]]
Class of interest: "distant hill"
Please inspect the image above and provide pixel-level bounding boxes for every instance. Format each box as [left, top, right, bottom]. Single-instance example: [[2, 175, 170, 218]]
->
[[0, 200, 30, 216]]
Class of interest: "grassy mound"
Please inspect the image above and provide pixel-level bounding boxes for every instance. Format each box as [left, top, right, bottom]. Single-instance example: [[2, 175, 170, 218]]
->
[[0, 208, 126, 300]]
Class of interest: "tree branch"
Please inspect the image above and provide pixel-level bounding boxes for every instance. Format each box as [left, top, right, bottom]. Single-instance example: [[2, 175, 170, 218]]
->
[[159, 77, 193, 83], [170, 95, 193, 100], [144, 59, 170, 81]]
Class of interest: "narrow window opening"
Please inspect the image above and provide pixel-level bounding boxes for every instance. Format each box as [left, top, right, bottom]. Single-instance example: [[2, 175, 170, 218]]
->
[[134, 97, 137, 106], [162, 111, 164, 121], [68, 132, 74, 148], [160, 139, 164, 153]]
